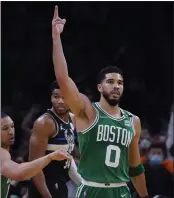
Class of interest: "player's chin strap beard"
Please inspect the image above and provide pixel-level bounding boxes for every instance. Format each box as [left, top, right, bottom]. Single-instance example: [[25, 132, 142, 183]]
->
[[102, 93, 120, 106]]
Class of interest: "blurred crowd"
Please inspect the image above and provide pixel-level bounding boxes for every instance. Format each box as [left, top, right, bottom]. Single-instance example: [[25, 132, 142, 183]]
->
[[2, 89, 173, 198]]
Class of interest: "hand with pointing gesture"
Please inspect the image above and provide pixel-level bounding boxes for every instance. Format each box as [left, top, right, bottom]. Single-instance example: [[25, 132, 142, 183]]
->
[[52, 6, 66, 40]]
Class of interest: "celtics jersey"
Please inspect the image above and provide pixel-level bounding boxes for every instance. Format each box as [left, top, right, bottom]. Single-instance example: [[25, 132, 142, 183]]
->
[[78, 102, 135, 183], [1, 175, 10, 198]]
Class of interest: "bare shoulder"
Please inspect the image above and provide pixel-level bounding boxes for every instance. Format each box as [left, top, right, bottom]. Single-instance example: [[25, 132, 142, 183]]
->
[[33, 114, 56, 136], [133, 115, 141, 125], [0, 148, 11, 161], [132, 115, 141, 138]]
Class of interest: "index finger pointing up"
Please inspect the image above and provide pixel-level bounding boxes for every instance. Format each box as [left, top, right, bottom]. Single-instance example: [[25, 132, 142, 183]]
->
[[53, 5, 59, 19]]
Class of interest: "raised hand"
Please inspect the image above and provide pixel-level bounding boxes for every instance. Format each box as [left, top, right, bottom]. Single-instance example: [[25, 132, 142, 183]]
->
[[50, 149, 72, 161], [52, 5, 66, 39]]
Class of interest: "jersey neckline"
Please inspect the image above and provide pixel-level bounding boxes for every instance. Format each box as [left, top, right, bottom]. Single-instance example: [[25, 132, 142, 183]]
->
[[50, 109, 70, 124], [95, 102, 125, 121]]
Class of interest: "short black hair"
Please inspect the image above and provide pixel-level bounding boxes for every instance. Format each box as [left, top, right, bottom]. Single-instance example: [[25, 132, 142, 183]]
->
[[50, 80, 60, 93], [97, 66, 123, 84], [148, 143, 167, 158], [1, 112, 8, 118]]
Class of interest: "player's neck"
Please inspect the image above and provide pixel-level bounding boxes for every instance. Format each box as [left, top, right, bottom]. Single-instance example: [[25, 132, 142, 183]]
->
[[51, 108, 69, 122], [1, 144, 10, 151], [99, 97, 120, 115]]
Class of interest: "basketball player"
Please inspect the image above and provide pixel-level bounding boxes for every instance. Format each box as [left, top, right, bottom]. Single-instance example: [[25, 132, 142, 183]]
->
[[1, 112, 71, 198], [52, 6, 149, 198], [28, 81, 82, 198]]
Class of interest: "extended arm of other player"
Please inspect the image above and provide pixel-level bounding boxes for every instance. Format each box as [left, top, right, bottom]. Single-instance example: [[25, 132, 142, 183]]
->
[[52, 6, 94, 118], [129, 116, 149, 198], [29, 117, 55, 198], [1, 148, 70, 182]]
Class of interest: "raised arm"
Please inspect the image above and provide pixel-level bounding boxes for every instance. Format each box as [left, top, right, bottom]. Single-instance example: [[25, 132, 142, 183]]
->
[[29, 117, 55, 198], [52, 6, 92, 117], [1, 148, 71, 182], [129, 116, 148, 198]]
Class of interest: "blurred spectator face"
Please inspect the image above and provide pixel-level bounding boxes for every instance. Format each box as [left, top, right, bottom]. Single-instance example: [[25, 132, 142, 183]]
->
[[152, 135, 166, 144], [140, 138, 151, 150], [148, 147, 164, 165], [1, 116, 15, 148], [51, 89, 69, 115]]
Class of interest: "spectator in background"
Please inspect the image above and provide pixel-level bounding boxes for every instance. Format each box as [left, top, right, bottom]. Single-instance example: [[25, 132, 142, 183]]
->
[[19, 104, 43, 159], [143, 143, 173, 198], [21, 104, 42, 135], [139, 133, 151, 161]]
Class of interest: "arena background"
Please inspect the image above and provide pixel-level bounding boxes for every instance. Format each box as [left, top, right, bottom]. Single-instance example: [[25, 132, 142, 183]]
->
[[1, 1, 174, 198]]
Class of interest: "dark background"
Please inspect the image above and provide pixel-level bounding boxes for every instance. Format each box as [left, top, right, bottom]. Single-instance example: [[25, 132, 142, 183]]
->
[[1, 2, 174, 198], [1, 1, 173, 147]]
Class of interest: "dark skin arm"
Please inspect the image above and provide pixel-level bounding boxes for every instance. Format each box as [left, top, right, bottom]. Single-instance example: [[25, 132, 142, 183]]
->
[[29, 116, 55, 198], [129, 116, 148, 197]]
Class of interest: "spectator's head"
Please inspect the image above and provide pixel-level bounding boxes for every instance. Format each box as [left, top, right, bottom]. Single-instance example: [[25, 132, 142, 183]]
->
[[1, 112, 15, 149], [139, 133, 151, 156], [50, 81, 70, 115], [147, 143, 167, 166], [140, 137, 151, 150]]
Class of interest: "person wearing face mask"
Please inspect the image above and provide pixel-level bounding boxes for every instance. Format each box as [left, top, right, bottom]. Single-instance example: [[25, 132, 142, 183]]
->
[[143, 144, 173, 198], [140, 136, 152, 164], [148, 147, 164, 166]]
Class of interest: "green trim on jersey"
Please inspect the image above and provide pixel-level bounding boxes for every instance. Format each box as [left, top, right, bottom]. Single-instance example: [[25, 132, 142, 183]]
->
[[95, 102, 125, 121], [78, 102, 136, 183], [1, 175, 10, 198], [81, 105, 99, 134]]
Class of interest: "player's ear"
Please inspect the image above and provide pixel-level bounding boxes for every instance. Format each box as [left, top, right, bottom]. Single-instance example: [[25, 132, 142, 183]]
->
[[97, 84, 103, 93], [51, 94, 53, 103]]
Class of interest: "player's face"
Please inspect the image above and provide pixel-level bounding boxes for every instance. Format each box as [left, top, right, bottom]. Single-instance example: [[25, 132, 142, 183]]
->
[[98, 73, 124, 106], [1, 116, 15, 148], [51, 89, 69, 115]]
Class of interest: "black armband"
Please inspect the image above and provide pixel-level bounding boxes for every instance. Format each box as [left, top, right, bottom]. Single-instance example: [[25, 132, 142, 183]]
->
[[129, 163, 145, 177]]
